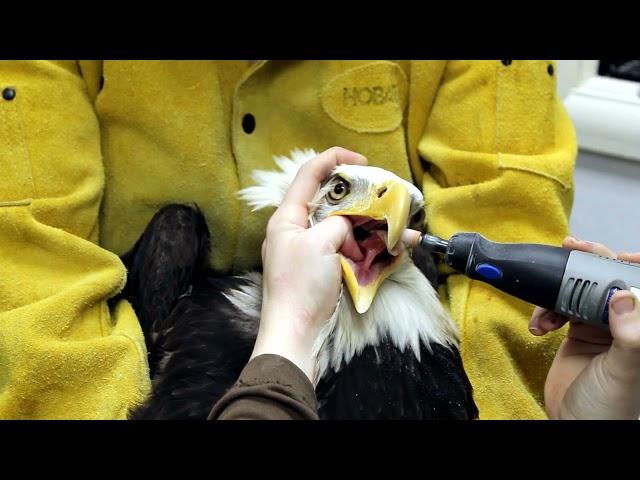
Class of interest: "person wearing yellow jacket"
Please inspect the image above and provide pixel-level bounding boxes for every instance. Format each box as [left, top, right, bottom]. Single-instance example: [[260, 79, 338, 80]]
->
[[0, 60, 576, 419]]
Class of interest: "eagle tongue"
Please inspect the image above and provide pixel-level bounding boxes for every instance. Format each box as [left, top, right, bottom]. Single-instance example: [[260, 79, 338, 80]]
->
[[339, 217, 390, 282], [360, 231, 387, 272]]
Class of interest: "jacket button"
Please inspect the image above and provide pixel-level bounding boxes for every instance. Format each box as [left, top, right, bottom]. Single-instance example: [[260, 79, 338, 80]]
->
[[547, 64, 554, 76], [2, 87, 16, 100], [501, 60, 512, 66], [242, 113, 256, 134]]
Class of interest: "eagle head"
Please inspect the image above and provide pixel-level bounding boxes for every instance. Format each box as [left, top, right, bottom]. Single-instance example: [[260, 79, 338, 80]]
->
[[239, 148, 424, 313], [239, 149, 457, 380], [310, 163, 425, 314]]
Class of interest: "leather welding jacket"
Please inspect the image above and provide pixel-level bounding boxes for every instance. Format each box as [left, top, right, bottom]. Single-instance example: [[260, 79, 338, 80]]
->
[[0, 60, 576, 419]]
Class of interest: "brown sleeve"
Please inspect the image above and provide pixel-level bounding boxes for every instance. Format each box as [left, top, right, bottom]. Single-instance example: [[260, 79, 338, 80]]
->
[[207, 354, 319, 420]]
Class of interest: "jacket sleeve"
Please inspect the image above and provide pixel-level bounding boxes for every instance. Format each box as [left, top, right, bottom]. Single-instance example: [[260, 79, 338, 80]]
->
[[406, 60, 577, 419], [0, 60, 150, 419], [208, 354, 319, 420]]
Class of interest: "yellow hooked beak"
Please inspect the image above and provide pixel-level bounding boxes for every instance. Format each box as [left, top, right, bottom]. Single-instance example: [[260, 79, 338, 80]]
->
[[329, 181, 411, 314]]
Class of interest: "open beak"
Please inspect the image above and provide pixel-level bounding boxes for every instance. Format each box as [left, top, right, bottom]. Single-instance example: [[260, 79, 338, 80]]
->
[[329, 181, 411, 313]]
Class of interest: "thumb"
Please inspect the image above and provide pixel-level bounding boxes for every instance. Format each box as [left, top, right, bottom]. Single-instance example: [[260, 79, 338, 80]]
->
[[604, 291, 640, 378], [311, 216, 363, 261]]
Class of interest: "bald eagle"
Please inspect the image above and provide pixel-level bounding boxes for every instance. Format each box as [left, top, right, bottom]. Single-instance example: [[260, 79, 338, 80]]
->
[[121, 149, 478, 420]]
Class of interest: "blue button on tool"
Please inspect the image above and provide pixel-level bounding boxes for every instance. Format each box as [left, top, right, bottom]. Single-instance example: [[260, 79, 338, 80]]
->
[[475, 263, 503, 280]]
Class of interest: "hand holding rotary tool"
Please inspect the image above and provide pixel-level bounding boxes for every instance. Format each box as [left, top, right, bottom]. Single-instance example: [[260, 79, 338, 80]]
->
[[402, 229, 640, 331], [402, 229, 640, 419]]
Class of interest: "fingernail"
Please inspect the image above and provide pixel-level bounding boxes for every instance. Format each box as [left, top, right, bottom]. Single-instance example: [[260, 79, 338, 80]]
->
[[612, 296, 635, 315], [529, 327, 543, 336]]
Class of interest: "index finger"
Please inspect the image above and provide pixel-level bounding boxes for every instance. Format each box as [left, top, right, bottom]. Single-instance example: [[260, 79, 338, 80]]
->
[[617, 252, 640, 264], [277, 147, 367, 227], [563, 236, 616, 258], [529, 306, 569, 336]]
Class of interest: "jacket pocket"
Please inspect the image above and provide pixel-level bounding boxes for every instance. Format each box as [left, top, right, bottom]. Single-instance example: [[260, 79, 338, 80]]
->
[[0, 90, 34, 206]]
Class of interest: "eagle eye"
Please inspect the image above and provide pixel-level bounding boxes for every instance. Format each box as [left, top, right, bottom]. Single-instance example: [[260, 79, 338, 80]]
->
[[327, 178, 350, 203]]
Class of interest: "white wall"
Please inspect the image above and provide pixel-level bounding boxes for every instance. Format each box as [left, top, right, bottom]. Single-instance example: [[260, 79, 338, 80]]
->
[[556, 60, 580, 100], [559, 60, 640, 253], [557, 60, 598, 99]]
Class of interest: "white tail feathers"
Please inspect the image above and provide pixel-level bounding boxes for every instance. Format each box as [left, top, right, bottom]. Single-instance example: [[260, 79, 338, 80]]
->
[[238, 148, 318, 211]]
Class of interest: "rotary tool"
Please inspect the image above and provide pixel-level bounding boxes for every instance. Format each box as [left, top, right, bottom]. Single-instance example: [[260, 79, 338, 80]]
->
[[406, 231, 640, 331]]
